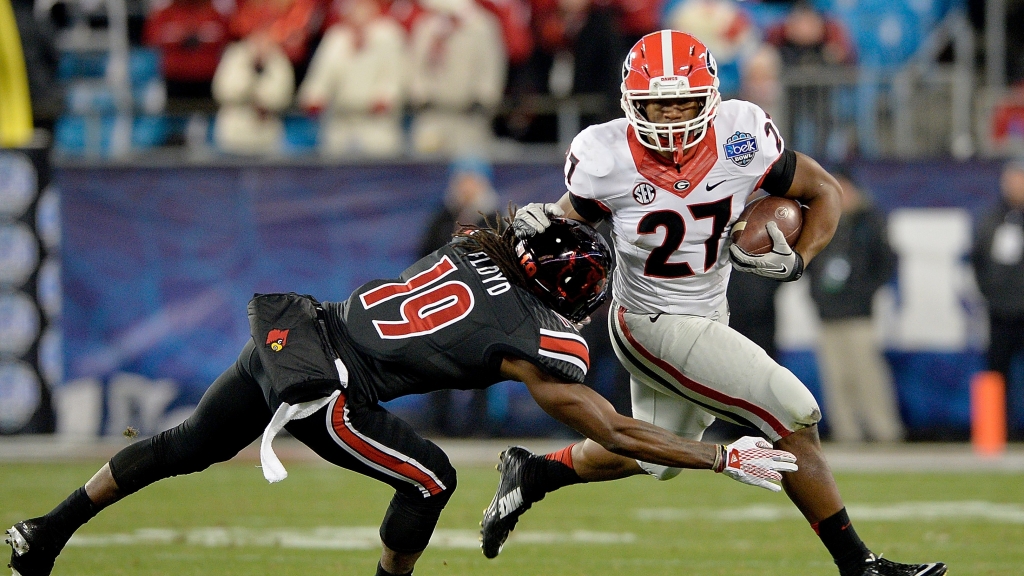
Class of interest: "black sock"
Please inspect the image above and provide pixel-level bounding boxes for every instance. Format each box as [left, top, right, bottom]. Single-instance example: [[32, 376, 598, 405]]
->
[[522, 445, 584, 502], [43, 487, 99, 545], [375, 562, 411, 576], [813, 508, 872, 575]]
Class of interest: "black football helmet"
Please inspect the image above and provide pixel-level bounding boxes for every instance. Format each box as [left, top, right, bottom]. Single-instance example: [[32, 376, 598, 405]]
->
[[512, 218, 612, 323]]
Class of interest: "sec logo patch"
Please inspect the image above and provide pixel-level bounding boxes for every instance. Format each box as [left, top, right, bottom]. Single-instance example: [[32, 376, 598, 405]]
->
[[633, 182, 656, 204]]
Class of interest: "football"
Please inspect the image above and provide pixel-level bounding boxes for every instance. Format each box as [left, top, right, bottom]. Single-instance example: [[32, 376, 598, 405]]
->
[[731, 196, 803, 255]]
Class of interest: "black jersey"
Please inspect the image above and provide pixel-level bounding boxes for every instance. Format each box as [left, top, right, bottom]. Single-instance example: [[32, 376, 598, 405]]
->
[[323, 240, 589, 401]]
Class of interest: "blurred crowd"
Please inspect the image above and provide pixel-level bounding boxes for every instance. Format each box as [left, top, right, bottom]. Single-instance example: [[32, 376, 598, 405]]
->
[[13, 0, 1024, 156], [21, 0, 892, 156]]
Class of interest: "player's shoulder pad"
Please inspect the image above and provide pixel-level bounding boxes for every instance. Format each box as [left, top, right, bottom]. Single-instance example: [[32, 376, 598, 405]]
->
[[569, 122, 620, 178], [718, 98, 769, 127], [522, 292, 590, 383], [716, 99, 779, 176]]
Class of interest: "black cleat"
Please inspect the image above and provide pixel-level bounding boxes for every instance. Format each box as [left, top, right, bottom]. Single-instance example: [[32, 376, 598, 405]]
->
[[5, 518, 65, 576], [852, 556, 947, 576], [480, 446, 541, 559]]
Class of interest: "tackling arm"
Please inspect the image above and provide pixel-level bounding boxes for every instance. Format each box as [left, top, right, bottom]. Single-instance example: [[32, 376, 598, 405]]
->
[[502, 356, 718, 469], [501, 356, 797, 491]]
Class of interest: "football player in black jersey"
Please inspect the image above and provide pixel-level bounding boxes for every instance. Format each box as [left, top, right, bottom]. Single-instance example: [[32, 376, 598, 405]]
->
[[6, 219, 796, 576]]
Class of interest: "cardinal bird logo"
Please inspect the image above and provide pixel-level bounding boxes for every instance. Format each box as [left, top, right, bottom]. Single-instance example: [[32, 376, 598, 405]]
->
[[266, 329, 289, 352]]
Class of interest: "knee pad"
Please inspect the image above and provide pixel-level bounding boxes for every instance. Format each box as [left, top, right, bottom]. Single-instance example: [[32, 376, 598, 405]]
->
[[379, 466, 457, 554], [637, 461, 682, 481], [766, 364, 822, 431]]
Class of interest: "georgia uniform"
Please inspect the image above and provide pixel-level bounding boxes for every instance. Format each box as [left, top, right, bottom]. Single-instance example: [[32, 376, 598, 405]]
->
[[563, 101, 820, 479]]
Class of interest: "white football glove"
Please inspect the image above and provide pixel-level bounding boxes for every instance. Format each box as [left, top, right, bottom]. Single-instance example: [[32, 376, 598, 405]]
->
[[713, 436, 798, 493], [512, 203, 564, 238], [729, 221, 804, 282]]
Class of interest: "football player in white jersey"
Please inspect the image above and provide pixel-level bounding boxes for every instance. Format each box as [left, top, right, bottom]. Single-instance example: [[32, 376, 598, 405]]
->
[[481, 30, 946, 576]]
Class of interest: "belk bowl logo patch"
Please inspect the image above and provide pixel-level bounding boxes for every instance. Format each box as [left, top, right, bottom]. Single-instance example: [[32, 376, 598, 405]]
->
[[673, 180, 691, 192], [724, 132, 758, 167], [632, 182, 656, 205], [266, 328, 289, 352]]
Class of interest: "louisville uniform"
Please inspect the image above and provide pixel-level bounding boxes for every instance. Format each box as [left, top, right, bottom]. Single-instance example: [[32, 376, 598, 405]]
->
[[103, 239, 589, 554], [564, 101, 820, 478]]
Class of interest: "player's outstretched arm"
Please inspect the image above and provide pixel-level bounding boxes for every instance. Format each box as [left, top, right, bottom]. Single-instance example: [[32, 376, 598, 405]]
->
[[502, 357, 797, 483], [780, 151, 842, 265]]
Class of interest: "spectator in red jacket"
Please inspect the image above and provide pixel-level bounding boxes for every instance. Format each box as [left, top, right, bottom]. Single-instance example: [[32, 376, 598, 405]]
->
[[229, 0, 323, 69], [143, 0, 233, 98]]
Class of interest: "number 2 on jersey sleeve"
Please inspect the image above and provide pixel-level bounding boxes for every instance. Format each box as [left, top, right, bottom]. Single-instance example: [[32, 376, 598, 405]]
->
[[638, 197, 733, 278], [360, 256, 475, 339]]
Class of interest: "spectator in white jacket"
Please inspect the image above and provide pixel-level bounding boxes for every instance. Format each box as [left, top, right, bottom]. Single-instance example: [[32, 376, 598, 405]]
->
[[212, 32, 295, 154], [297, 0, 407, 157], [408, 0, 506, 156]]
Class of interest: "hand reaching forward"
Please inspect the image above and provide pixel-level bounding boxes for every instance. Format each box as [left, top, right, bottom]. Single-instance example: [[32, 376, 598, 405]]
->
[[713, 436, 798, 492]]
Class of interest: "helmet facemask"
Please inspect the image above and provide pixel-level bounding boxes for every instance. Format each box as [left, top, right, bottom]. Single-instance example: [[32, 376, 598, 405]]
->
[[619, 30, 723, 163], [621, 76, 721, 160]]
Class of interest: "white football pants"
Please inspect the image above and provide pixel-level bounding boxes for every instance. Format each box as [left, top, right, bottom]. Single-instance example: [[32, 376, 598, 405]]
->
[[608, 299, 821, 480]]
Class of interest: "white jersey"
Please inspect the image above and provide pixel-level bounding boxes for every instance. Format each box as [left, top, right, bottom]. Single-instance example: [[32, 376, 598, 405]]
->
[[565, 99, 785, 316]]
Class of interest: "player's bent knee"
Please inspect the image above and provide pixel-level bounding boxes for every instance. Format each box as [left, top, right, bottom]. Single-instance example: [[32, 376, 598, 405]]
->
[[638, 461, 682, 481], [766, 364, 821, 431], [379, 473, 456, 554]]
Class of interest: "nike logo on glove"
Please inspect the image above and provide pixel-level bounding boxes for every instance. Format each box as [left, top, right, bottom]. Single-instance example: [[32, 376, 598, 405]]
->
[[706, 180, 727, 190]]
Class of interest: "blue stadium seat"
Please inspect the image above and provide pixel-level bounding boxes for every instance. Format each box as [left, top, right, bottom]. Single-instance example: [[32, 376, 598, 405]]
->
[[132, 115, 170, 149], [54, 115, 88, 154], [281, 115, 319, 154], [129, 48, 161, 89]]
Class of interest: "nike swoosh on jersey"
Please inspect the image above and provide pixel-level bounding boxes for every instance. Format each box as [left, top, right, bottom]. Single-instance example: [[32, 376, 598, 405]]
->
[[706, 180, 728, 190]]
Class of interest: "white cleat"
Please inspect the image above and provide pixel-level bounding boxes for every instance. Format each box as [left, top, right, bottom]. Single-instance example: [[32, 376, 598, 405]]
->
[[6, 527, 29, 557]]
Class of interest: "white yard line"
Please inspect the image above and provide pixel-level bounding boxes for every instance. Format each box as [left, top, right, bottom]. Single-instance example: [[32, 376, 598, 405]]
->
[[66, 527, 636, 550], [61, 500, 1024, 552]]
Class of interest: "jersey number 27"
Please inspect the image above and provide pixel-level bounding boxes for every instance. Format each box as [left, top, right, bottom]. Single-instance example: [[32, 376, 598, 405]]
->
[[639, 197, 733, 278]]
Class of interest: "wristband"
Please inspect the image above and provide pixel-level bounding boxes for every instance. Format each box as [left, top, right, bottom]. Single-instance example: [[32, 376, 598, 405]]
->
[[712, 444, 727, 473]]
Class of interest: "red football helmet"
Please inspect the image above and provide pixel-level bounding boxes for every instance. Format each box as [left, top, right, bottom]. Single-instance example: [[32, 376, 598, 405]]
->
[[620, 30, 721, 157]]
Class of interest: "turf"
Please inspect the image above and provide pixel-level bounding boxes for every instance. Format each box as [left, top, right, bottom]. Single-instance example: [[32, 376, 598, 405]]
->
[[2, 460, 1022, 575]]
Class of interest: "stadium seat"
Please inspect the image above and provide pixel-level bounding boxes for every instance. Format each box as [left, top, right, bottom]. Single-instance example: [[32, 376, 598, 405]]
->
[[281, 115, 319, 154]]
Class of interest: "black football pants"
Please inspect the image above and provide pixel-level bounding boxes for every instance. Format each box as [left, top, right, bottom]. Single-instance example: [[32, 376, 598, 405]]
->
[[107, 340, 457, 554]]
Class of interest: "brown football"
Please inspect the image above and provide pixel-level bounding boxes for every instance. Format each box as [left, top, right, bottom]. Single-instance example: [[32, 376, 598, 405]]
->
[[731, 196, 803, 255]]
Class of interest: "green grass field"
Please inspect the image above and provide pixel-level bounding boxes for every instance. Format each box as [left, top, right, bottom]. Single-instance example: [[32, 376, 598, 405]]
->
[[3, 460, 1023, 576]]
